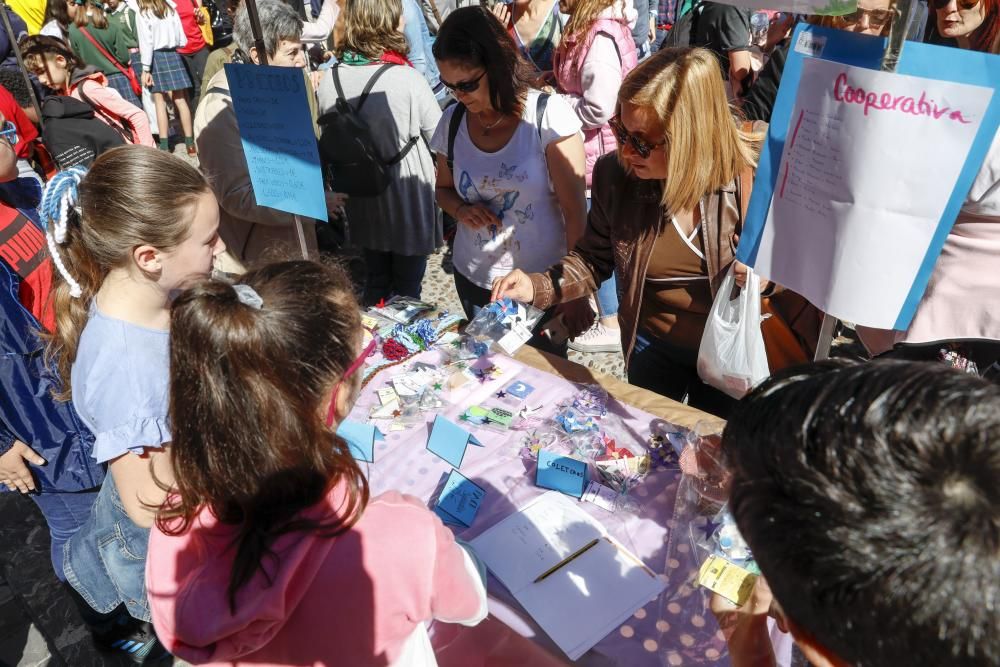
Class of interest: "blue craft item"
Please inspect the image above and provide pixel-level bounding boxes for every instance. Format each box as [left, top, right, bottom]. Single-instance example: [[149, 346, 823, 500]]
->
[[555, 407, 599, 434], [410, 319, 437, 348], [536, 449, 588, 498], [435, 469, 486, 527], [505, 381, 535, 399], [336, 419, 384, 463], [426, 415, 482, 468]]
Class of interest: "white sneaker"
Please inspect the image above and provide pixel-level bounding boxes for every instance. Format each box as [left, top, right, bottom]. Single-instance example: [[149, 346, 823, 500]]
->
[[568, 322, 622, 353]]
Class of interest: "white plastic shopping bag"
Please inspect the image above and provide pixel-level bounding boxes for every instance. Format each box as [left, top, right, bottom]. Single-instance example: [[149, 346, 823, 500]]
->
[[696, 265, 770, 399]]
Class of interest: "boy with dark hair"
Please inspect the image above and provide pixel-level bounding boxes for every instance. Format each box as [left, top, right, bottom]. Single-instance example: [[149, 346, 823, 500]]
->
[[718, 360, 1000, 667]]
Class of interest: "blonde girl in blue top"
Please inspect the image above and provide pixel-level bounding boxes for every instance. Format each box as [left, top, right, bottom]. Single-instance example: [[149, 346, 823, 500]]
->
[[41, 145, 225, 661]]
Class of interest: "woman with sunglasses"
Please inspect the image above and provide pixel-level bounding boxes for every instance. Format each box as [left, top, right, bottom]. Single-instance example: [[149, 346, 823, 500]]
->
[[493, 47, 763, 416], [431, 6, 587, 354], [147, 260, 488, 665], [856, 0, 1000, 372]]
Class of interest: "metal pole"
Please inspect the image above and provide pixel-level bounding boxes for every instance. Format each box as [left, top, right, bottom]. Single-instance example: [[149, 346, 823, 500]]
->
[[0, 2, 43, 127], [243, 0, 269, 65], [880, 0, 912, 72]]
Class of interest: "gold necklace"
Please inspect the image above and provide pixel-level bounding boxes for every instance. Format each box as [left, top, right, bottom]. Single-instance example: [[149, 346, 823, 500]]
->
[[479, 111, 504, 136]]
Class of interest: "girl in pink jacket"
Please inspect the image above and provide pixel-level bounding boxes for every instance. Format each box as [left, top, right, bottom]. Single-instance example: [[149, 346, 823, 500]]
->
[[553, 0, 637, 354], [147, 260, 488, 666], [23, 35, 154, 146]]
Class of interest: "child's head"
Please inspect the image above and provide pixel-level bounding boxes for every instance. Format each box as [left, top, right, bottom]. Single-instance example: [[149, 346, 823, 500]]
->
[[42, 0, 77, 30], [162, 260, 369, 607], [73, 0, 109, 29], [22, 35, 81, 91], [41, 146, 224, 396], [723, 359, 1000, 667], [104, 0, 121, 11], [136, 0, 173, 19]]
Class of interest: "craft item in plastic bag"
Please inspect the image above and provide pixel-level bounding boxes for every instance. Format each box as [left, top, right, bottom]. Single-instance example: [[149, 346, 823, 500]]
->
[[371, 295, 434, 324], [571, 383, 608, 417], [555, 406, 600, 434], [464, 298, 545, 355], [696, 265, 770, 399]]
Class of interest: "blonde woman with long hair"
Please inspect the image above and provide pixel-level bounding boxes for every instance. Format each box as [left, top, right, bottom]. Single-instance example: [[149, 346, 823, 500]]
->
[[552, 0, 637, 354], [494, 47, 764, 417]]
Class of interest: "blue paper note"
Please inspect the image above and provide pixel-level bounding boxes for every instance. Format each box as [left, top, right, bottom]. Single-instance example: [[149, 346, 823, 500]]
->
[[505, 380, 535, 399], [735, 26, 1000, 330], [435, 469, 486, 527], [336, 419, 384, 463], [536, 450, 588, 498], [426, 415, 482, 468], [225, 64, 326, 220]]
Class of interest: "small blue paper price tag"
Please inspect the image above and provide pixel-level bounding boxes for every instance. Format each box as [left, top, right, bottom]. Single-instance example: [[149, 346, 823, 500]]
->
[[336, 419, 384, 463], [536, 449, 588, 498], [435, 470, 485, 527]]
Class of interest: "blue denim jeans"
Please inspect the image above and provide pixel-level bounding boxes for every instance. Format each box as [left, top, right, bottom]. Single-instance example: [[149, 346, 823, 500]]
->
[[30, 489, 100, 581], [63, 475, 152, 621], [586, 197, 619, 318]]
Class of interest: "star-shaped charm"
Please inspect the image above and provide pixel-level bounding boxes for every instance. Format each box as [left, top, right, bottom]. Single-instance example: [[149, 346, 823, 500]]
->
[[391, 409, 402, 418], [699, 518, 721, 542], [433, 382, 443, 391], [375, 298, 386, 309], [459, 413, 470, 422], [495, 390, 507, 399]]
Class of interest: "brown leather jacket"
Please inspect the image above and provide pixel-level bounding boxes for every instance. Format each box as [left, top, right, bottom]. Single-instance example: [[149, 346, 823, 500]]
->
[[530, 153, 747, 365]]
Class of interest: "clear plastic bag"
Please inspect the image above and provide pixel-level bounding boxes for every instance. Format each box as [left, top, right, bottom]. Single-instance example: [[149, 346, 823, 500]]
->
[[464, 298, 545, 356], [697, 265, 770, 399]]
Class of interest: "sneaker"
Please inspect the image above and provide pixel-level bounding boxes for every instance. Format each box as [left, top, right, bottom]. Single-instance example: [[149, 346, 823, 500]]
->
[[568, 322, 622, 353], [95, 614, 171, 664]]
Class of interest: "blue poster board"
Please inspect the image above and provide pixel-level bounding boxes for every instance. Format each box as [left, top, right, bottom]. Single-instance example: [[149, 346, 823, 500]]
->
[[736, 25, 1000, 330], [225, 64, 326, 221]]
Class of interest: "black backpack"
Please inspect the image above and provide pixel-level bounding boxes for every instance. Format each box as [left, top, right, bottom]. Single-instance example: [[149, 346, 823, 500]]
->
[[317, 63, 420, 198], [40, 92, 131, 169]]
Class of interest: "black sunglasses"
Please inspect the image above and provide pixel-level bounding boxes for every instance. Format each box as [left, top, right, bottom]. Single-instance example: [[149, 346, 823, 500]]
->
[[609, 115, 664, 159], [440, 70, 486, 94], [831, 6, 894, 25], [929, 0, 979, 10]]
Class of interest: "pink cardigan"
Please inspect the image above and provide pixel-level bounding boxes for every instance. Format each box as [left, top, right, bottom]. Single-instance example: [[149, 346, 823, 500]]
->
[[69, 73, 154, 147], [147, 489, 488, 666], [553, 1, 638, 190]]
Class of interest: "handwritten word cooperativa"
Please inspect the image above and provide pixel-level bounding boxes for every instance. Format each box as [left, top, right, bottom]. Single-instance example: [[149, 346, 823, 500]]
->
[[833, 72, 973, 124]]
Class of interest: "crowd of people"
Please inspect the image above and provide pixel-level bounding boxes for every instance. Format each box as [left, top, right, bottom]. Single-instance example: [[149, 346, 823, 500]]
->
[[0, 0, 997, 663]]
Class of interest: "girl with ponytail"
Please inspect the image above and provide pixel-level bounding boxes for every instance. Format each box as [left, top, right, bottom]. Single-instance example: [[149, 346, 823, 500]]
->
[[146, 260, 488, 665], [66, 0, 144, 107], [41, 145, 225, 661]]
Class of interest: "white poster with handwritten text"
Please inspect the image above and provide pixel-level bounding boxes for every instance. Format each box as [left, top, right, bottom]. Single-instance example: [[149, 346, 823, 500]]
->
[[751, 58, 993, 329]]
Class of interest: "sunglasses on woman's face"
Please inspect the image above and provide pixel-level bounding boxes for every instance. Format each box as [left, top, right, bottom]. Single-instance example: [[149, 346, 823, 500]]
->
[[439, 70, 486, 94], [609, 115, 664, 159], [831, 6, 894, 26], [930, 0, 980, 10]]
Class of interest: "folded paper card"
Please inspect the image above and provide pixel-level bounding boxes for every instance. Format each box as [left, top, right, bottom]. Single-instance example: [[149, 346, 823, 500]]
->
[[426, 415, 482, 468], [470, 493, 665, 660], [434, 469, 486, 527], [536, 449, 588, 498], [336, 419, 384, 463]]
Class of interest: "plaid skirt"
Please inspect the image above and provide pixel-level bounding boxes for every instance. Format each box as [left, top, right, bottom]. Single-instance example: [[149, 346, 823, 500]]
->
[[151, 49, 192, 93], [105, 71, 141, 107]]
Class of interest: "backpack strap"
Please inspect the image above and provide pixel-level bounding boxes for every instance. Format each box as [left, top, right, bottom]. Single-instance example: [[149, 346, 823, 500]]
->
[[445, 103, 466, 174], [594, 30, 622, 66], [358, 63, 394, 112], [535, 92, 549, 144]]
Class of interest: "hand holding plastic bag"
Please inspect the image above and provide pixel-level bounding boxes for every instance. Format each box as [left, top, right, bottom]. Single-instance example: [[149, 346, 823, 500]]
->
[[697, 265, 770, 399]]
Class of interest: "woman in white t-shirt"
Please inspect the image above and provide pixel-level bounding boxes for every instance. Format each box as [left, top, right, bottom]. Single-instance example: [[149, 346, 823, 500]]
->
[[431, 6, 587, 355]]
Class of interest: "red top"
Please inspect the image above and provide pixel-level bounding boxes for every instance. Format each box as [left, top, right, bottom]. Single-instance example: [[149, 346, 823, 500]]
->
[[174, 0, 206, 55], [0, 86, 38, 160], [0, 206, 53, 330]]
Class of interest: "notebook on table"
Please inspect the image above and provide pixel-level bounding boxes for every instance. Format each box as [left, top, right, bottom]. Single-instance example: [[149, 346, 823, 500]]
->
[[469, 492, 666, 660]]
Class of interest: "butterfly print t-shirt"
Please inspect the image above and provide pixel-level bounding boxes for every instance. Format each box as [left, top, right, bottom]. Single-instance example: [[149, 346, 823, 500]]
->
[[430, 90, 582, 289]]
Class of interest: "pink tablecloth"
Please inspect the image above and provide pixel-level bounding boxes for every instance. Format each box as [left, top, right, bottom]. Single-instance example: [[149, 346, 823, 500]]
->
[[348, 348, 792, 666]]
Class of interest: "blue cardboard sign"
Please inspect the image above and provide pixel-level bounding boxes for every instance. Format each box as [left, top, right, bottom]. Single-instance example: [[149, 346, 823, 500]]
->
[[225, 64, 327, 221], [536, 450, 588, 499], [435, 469, 486, 527], [736, 26, 1000, 330], [336, 419, 384, 463], [426, 415, 482, 468]]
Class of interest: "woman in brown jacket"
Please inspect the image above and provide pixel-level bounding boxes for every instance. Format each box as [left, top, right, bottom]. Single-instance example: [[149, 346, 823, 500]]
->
[[493, 46, 763, 416]]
